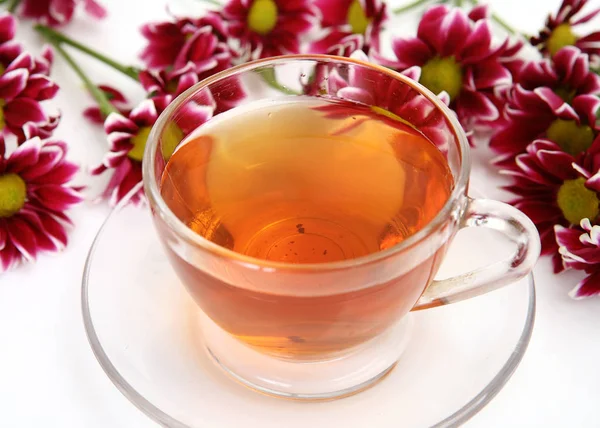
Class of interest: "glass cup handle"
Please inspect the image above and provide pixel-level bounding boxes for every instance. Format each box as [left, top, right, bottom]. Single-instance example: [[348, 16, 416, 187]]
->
[[413, 198, 541, 310]]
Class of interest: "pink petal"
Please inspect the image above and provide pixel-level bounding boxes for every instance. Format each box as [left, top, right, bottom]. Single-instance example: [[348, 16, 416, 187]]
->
[[129, 99, 158, 126], [456, 90, 499, 122], [467, 5, 489, 22], [34, 185, 83, 211], [460, 19, 492, 62], [533, 87, 578, 118], [429, 7, 470, 57], [3, 98, 47, 127], [572, 94, 600, 125], [37, 210, 68, 249], [0, 68, 28, 100], [0, 13, 16, 43], [0, 240, 20, 271], [84, 0, 107, 18], [29, 161, 79, 184], [389, 37, 432, 68], [555, 224, 583, 249], [104, 112, 137, 134], [177, 103, 214, 135], [6, 217, 38, 261], [0, 225, 6, 250], [569, 270, 600, 299], [22, 74, 59, 100], [471, 61, 512, 89], [6, 138, 42, 172]]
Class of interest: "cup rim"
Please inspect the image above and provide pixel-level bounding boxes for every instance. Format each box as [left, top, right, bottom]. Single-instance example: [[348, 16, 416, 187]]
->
[[142, 54, 471, 271]]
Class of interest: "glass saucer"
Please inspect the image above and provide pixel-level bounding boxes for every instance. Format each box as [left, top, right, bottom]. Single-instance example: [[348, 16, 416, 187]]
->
[[82, 191, 536, 428]]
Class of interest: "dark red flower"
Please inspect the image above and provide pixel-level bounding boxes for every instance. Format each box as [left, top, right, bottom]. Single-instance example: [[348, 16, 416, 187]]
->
[[222, 0, 318, 59], [83, 85, 130, 125], [490, 48, 600, 167], [0, 52, 60, 141], [518, 46, 600, 96], [555, 218, 600, 298], [92, 96, 215, 206], [0, 135, 82, 271], [531, 0, 600, 58], [18, 0, 106, 26], [310, 0, 388, 55], [312, 51, 448, 149], [139, 62, 245, 113], [374, 5, 516, 134], [503, 139, 600, 272], [140, 12, 233, 73]]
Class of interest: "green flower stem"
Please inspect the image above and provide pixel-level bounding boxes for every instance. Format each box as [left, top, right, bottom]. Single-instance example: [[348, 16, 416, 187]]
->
[[258, 68, 301, 96], [6, 0, 20, 13], [393, 0, 435, 15], [490, 11, 518, 36], [50, 42, 117, 118], [34, 24, 141, 82], [195, 0, 221, 6]]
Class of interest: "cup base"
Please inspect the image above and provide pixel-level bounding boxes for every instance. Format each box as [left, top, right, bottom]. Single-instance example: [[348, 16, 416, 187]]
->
[[199, 312, 413, 400]]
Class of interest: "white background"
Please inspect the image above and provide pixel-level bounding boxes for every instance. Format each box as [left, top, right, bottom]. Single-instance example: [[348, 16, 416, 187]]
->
[[0, 0, 599, 426]]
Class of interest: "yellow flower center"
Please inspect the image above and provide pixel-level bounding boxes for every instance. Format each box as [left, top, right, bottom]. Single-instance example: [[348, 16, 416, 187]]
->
[[0, 173, 27, 218], [161, 122, 184, 160], [347, 0, 370, 35], [247, 0, 278, 35], [557, 177, 599, 225], [0, 99, 5, 131], [420, 56, 463, 102], [128, 126, 152, 162], [547, 23, 578, 56], [546, 119, 595, 156]]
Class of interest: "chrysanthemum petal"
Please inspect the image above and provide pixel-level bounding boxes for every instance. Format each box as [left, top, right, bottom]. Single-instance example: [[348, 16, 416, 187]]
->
[[0, 13, 16, 43], [6, 217, 38, 261], [389, 38, 432, 68], [33, 185, 83, 212], [3, 98, 48, 127], [104, 112, 137, 134], [569, 270, 600, 299], [0, 68, 28, 100]]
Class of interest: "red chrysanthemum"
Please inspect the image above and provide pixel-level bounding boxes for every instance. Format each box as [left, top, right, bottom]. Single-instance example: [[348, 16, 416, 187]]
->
[[531, 0, 600, 58], [17, 0, 106, 26], [140, 12, 233, 74], [503, 139, 600, 273], [312, 51, 448, 149], [555, 218, 600, 298], [92, 96, 215, 206], [374, 5, 516, 134], [310, 0, 388, 55], [0, 52, 60, 142], [222, 0, 318, 59], [490, 47, 600, 166], [83, 84, 130, 125], [139, 62, 245, 113], [0, 135, 82, 271]]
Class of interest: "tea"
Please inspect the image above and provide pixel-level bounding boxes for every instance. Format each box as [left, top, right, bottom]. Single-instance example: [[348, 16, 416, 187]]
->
[[160, 97, 453, 358]]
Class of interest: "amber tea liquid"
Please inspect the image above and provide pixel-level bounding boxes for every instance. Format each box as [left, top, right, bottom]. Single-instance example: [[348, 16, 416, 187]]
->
[[160, 98, 453, 358]]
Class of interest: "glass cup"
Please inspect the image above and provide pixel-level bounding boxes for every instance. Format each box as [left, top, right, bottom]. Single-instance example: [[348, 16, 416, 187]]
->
[[142, 55, 541, 400]]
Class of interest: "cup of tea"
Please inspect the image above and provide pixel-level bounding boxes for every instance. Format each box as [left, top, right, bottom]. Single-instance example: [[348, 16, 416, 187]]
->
[[142, 55, 541, 400]]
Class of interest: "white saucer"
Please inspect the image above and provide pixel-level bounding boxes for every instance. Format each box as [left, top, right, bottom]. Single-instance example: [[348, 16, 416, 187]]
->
[[82, 192, 535, 428]]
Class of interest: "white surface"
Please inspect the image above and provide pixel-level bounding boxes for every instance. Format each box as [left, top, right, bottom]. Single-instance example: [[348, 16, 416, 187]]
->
[[0, 0, 598, 426]]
